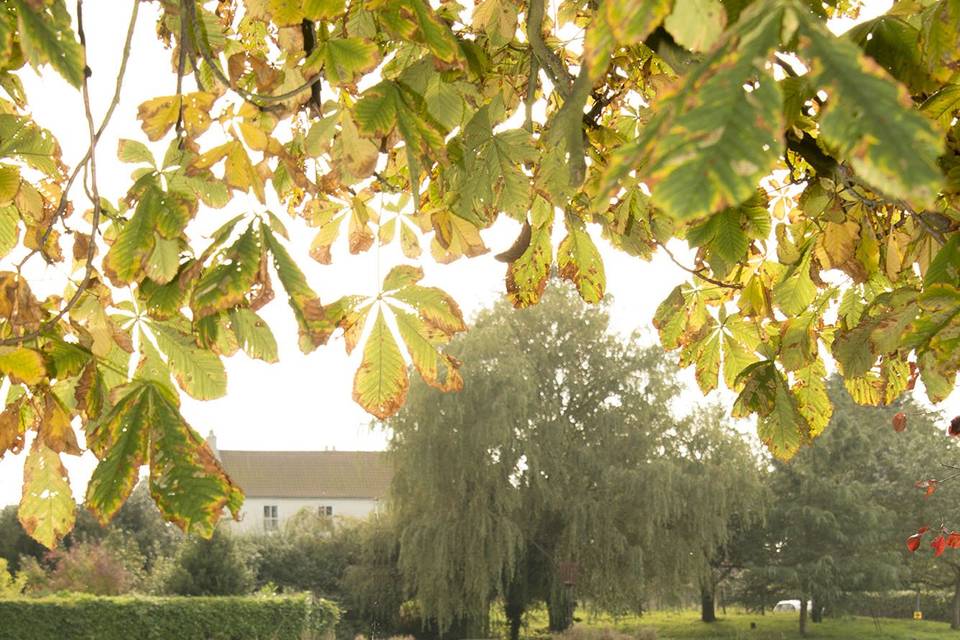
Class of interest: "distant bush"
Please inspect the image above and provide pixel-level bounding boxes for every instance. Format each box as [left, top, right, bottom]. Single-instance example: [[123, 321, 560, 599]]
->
[[552, 625, 657, 640], [20, 536, 144, 596], [0, 593, 339, 640]]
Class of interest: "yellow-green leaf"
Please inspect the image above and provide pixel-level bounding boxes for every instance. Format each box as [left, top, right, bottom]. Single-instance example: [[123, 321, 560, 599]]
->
[[0, 346, 45, 386], [14, 0, 84, 88], [663, 0, 726, 52], [352, 309, 408, 419], [646, 7, 784, 220], [19, 440, 75, 549], [797, 11, 944, 207], [557, 220, 605, 303]]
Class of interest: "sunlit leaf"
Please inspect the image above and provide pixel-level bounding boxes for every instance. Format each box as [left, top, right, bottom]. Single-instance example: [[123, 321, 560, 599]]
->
[[353, 309, 408, 419], [18, 440, 75, 549]]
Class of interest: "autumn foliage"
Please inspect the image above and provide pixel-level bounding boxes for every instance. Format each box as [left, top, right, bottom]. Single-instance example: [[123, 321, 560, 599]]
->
[[0, 0, 958, 548]]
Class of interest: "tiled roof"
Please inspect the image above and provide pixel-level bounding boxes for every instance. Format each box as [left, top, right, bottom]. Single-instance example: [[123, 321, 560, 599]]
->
[[218, 450, 392, 499]]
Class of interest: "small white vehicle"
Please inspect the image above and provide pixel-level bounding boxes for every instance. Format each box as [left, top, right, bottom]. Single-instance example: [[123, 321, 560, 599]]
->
[[773, 599, 812, 612]]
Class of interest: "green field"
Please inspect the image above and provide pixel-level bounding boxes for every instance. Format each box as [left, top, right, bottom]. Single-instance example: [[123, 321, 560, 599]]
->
[[513, 609, 958, 640]]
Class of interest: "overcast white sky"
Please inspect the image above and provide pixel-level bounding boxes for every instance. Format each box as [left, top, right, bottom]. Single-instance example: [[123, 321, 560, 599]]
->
[[2, 0, 956, 508]]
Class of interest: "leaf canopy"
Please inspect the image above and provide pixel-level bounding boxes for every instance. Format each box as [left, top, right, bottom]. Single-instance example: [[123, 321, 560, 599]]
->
[[0, 0, 958, 548]]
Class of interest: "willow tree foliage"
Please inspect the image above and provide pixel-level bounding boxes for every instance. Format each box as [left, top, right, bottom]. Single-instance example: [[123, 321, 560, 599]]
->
[[663, 405, 767, 624], [0, 0, 957, 546], [388, 285, 759, 636]]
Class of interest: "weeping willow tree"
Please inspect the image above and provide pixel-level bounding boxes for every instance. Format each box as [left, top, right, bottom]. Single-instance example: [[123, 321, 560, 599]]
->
[[388, 282, 764, 637], [661, 405, 768, 623]]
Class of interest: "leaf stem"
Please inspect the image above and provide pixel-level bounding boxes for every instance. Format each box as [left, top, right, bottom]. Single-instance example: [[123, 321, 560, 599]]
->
[[657, 241, 744, 290]]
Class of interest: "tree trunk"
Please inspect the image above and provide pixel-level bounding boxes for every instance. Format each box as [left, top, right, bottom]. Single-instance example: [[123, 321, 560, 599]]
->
[[547, 583, 575, 632], [952, 573, 960, 631], [811, 596, 823, 623], [798, 597, 808, 636], [506, 607, 523, 640], [504, 585, 526, 640], [700, 582, 717, 623]]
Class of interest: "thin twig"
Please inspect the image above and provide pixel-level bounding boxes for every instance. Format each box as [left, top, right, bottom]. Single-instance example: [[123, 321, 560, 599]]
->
[[38, 0, 140, 251], [175, 4, 188, 141], [657, 241, 743, 290], [523, 53, 539, 132]]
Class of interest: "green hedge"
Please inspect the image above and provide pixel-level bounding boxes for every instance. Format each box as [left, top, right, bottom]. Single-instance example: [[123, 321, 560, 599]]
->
[[0, 593, 339, 640]]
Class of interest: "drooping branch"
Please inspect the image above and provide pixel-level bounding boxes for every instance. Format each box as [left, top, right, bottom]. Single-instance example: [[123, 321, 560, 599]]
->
[[182, 0, 324, 108]]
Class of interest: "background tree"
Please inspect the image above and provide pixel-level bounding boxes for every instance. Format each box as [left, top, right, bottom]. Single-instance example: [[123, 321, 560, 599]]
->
[[663, 405, 768, 623], [252, 509, 355, 597], [759, 378, 953, 635], [389, 283, 759, 638], [108, 483, 183, 570], [337, 516, 408, 639]]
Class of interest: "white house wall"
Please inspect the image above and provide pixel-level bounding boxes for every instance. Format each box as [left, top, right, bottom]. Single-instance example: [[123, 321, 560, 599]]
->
[[228, 497, 382, 534]]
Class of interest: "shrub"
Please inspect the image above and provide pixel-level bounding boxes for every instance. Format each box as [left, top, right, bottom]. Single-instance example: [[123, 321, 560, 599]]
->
[[161, 528, 254, 596], [21, 536, 144, 596], [252, 510, 357, 596], [0, 593, 339, 640]]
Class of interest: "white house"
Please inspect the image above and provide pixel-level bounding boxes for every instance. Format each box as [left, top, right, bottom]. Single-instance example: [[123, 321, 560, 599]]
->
[[208, 435, 392, 534]]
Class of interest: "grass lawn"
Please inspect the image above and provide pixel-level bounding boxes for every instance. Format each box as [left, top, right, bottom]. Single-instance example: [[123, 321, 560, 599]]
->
[[516, 609, 958, 639]]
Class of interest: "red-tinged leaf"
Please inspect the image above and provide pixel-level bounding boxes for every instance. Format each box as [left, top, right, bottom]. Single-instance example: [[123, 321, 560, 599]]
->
[[932, 534, 947, 557], [915, 479, 938, 497], [907, 533, 923, 552], [946, 532, 960, 549], [892, 411, 907, 432]]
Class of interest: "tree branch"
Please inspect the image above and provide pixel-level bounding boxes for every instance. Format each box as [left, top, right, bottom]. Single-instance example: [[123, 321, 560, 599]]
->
[[301, 19, 323, 115], [183, 0, 325, 108], [524, 53, 539, 132], [526, 0, 573, 98], [175, 1, 188, 141]]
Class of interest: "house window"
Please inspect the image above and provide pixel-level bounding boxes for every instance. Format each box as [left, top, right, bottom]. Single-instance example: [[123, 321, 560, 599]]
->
[[318, 505, 333, 517], [263, 505, 279, 531]]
